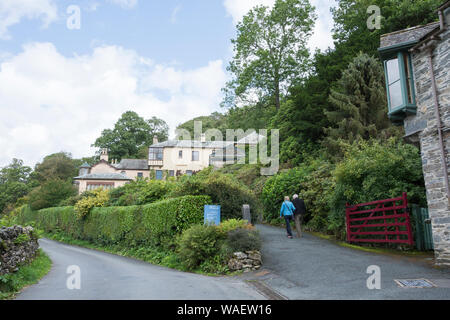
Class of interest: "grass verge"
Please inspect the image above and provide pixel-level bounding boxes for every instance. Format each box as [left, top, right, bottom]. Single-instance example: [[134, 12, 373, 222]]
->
[[0, 249, 52, 300], [44, 232, 240, 277]]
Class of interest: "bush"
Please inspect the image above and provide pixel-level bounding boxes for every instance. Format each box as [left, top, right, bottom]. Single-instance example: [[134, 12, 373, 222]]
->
[[28, 179, 77, 211], [224, 228, 261, 253], [170, 170, 261, 221], [217, 218, 254, 235], [177, 224, 225, 269], [328, 139, 426, 239], [261, 166, 312, 221], [74, 188, 110, 220], [108, 179, 176, 206]]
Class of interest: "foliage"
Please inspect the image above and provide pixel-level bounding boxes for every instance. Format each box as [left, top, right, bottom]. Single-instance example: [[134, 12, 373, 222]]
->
[[0, 159, 33, 214], [177, 224, 225, 269], [107, 179, 176, 206], [93, 111, 169, 161], [224, 0, 316, 109], [224, 228, 262, 253], [28, 179, 77, 211], [74, 188, 110, 220], [323, 53, 401, 157], [217, 218, 254, 235], [169, 169, 261, 221], [176, 112, 228, 139], [32, 152, 77, 183], [0, 249, 52, 300], [261, 166, 312, 221], [328, 139, 426, 239]]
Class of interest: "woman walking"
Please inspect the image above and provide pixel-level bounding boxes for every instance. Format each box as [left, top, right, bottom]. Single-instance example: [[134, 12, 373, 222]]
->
[[280, 196, 296, 238]]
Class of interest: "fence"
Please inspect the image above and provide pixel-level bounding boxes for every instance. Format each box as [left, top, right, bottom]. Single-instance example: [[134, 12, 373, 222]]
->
[[345, 192, 414, 246], [411, 205, 434, 251]]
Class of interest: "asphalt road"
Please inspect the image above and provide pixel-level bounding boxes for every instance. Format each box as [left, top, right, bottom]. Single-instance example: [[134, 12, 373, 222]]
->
[[241, 224, 450, 300], [16, 239, 265, 300]]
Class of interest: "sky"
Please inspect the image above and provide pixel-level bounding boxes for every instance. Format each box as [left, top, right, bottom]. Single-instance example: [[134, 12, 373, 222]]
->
[[0, 0, 336, 168]]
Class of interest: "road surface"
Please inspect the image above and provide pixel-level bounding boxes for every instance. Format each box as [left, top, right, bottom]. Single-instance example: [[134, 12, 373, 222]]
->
[[17, 239, 265, 300]]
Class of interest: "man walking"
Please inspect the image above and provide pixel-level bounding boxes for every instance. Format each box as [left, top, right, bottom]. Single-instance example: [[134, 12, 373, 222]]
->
[[280, 196, 296, 239], [292, 194, 306, 238]]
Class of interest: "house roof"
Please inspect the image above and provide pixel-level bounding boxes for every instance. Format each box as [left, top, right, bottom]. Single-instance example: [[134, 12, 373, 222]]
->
[[114, 159, 148, 170], [79, 162, 91, 168], [73, 173, 132, 181], [150, 140, 235, 149], [379, 22, 440, 51]]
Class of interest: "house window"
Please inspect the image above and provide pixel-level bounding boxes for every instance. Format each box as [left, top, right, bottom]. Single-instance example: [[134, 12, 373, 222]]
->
[[156, 170, 163, 180], [169, 170, 174, 177], [179, 150, 183, 159], [186, 170, 193, 176], [137, 172, 143, 178], [383, 51, 416, 122], [149, 148, 163, 161], [192, 151, 199, 161]]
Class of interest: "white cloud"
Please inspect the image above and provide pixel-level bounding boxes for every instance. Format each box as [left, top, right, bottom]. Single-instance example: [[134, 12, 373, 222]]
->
[[0, 43, 226, 167], [106, 0, 138, 9], [0, 0, 58, 40], [223, 0, 336, 51]]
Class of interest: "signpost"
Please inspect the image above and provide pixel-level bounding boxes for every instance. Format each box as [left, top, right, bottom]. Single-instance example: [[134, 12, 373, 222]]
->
[[204, 205, 221, 226]]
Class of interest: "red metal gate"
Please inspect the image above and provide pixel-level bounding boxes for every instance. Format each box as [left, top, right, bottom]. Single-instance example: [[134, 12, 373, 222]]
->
[[345, 192, 414, 245]]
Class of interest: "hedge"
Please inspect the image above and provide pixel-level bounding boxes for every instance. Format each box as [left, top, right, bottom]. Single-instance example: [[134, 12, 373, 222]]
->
[[16, 195, 211, 247]]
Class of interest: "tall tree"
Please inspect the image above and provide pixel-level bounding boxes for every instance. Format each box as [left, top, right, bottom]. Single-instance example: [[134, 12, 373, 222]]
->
[[0, 159, 32, 213], [93, 111, 169, 161], [323, 53, 400, 156], [223, 0, 316, 110], [33, 152, 77, 183]]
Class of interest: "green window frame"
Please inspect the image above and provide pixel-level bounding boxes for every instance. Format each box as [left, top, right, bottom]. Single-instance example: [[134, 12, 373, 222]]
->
[[383, 51, 417, 122]]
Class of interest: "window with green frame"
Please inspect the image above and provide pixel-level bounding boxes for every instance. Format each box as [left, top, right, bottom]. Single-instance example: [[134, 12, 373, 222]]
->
[[383, 51, 417, 122]]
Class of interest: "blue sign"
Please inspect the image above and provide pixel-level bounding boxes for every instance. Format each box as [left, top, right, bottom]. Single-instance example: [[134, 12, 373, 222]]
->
[[204, 205, 221, 226]]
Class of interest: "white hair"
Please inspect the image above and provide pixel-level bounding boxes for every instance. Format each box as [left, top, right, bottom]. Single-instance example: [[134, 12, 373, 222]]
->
[[293, 194, 299, 199]]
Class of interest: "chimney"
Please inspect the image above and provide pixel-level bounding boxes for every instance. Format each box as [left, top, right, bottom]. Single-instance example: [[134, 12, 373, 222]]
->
[[100, 148, 109, 162], [153, 136, 159, 145], [201, 133, 206, 143]]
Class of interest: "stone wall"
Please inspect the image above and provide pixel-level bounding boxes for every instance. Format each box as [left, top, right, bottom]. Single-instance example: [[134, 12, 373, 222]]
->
[[407, 24, 450, 266], [228, 250, 262, 272], [0, 226, 39, 275]]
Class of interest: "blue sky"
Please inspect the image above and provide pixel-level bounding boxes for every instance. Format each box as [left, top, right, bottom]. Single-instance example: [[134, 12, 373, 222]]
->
[[0, 0, 336, 167]]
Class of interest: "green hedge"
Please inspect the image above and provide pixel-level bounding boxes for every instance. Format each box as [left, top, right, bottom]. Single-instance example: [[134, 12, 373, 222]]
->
[[16, 195, 211, 247]]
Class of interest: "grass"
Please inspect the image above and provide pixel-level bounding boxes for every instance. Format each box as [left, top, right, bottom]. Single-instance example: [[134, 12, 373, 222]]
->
[[44, 232, 241, 277], [0, 249, 52, 300]]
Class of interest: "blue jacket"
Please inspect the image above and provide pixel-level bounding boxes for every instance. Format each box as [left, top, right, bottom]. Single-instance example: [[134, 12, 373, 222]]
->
[[280, 201, 295, 217]]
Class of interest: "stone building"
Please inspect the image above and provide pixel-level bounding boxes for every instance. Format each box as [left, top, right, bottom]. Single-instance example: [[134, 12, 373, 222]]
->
[[378, 1, 450, 266]]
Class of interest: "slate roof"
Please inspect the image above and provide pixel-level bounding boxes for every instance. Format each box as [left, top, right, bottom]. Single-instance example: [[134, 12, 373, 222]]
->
[[73, 173, 132, 180], [379, 22, 440, 49], [79, 162, 91, 168], [150, 140, 235, 149], [114, 159, 148, 170]]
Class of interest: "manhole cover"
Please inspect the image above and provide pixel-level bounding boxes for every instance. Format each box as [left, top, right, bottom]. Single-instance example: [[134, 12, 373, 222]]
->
[[394, 279, 435, 288]]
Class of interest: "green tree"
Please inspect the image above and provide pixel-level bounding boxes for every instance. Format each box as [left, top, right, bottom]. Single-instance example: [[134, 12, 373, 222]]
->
[[176, 112, 227, 139], [28, 179, 77, 211], [0, 159, 32, 213], [323, 53, 400, 157], [224, 0, 316, 110], [93, 111, 169, 161], [32, 152, 78, 183]]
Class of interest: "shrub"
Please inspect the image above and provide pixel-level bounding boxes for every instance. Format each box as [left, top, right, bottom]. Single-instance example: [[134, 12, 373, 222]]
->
[[223, 228, 261, 253], [328, 139, 426, 239], [170, 170, 261, 221], [177, 224, 225, 269], [28, 179, 77, 211], [261, 166, 312, 221], [108, 179, 176, 206], [217, 218, 254, 235], [74, 188, 110, 220]]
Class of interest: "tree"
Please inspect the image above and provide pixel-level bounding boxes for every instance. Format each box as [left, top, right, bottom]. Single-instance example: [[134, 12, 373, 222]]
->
[[224, 0, 316, 110], [176, 112, 228, 139], [323, 53, 400, 157], [93, 111, 169, 161], [28, 179, 77, 211], [33, 152, 78, 183], [0, 159, 32, 214]]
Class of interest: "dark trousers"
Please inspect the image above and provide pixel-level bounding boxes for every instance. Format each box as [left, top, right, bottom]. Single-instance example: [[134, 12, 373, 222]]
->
[[284, 215, 293, 236]]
